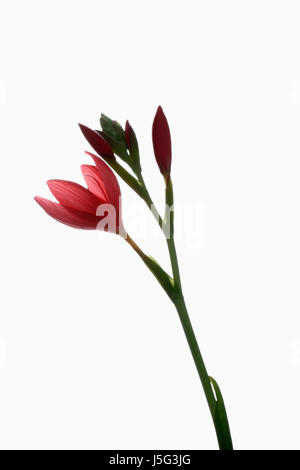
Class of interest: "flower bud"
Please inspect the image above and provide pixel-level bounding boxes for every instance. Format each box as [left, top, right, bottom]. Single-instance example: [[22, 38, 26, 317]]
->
[[125, 120, 141, 174], [79, 124, 115, 160], [152, 106, 172, 176], [100, 114, 128, 160]]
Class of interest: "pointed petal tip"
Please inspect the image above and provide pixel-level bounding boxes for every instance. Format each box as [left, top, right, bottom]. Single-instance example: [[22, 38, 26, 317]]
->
[[153, 106, 165, 123], [78, 123, 94, 135], [79, 124, 115, 159], [46, 179, 59, 190], [84, 150, 100, 164], [84, 150, 97, 157], [35, 195, 51, 205], [34, 195, 52, 209]]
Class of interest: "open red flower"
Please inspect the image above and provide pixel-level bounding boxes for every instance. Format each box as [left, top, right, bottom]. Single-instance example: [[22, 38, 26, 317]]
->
[[152, 105, 172, 176], [35, 153, 124, 234]]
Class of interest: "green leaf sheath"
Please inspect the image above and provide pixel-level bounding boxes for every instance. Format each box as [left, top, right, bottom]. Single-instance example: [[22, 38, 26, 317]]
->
[[125, 234, 175, 301], [209, 377, 233, 450]]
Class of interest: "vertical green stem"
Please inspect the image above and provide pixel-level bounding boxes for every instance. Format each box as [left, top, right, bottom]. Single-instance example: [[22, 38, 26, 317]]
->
[[174, 295, 216, 418], [139, 174, 164, 230], [167, 237, 182, 290], [165, 176, 233, 450], [174, 294, 233, 450], [130, 172, 233, 449]]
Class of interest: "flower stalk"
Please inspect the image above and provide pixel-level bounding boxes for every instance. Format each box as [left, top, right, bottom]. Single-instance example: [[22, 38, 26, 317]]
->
[[126, 173, 233, 449], [35, 105, 233, 450]]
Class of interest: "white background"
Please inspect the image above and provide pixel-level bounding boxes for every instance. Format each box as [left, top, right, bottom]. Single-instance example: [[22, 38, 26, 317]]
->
[[0, 0, 300, 450]]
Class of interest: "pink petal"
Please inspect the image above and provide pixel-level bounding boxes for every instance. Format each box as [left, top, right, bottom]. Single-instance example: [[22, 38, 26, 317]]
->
[[79, 124, 115, 159], [80, 165, 109, 202], [85, 153, 125, 232], [47, 180, 100, 215], [85, 152, 121, 212], [34, 196, 99, 230]]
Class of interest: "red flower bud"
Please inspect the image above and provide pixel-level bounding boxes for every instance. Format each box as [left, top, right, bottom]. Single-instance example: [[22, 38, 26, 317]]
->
[[79, 123, 115, 160], [152, 106, 172, 176], [35, 153, 124, 234], [125, 120, 133, 149]]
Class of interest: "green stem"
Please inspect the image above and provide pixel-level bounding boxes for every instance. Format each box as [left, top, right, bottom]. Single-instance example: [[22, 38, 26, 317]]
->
[[167, 236, 182, 291], [165, 177, 233, 450], [173, 294, 233, 450], [138, 173, 164, 229], [125, 172, 233, 449], [174, 295, 216, 418]]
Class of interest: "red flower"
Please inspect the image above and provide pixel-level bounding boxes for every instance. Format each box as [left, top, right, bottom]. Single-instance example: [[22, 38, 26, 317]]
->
[[35, 153, 124, 234], [152, 106, 172, 176], [79, 124, 115, 160]]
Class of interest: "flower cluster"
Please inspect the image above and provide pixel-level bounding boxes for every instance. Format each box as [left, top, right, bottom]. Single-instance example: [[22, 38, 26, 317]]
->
[[35, 106, 172, 232]]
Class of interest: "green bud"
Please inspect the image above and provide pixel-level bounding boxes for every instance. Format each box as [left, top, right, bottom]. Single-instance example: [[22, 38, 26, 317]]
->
[[125, 120, 141, 174], [100, 114, 128, 160]]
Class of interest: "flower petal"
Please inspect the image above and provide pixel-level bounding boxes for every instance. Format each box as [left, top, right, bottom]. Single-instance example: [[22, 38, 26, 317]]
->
[[79, 124, 115, 159], [34, 196, 99, 229], [85, 152, 121, 212], [85, 152, 125, 233], [47, 180, 100, 215], [80, 165, 109, 202]]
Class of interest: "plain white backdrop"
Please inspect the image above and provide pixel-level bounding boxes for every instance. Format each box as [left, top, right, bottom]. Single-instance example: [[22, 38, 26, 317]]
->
[[1, 0, 300, 450]]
